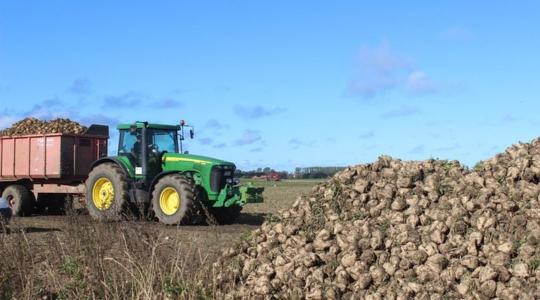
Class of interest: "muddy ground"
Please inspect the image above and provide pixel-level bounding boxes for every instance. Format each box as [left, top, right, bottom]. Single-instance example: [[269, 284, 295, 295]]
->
[[5, 179, 319, 266]]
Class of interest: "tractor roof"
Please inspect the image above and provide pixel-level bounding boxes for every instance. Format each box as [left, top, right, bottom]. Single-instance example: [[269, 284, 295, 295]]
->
[[117, 122, 180, 130]]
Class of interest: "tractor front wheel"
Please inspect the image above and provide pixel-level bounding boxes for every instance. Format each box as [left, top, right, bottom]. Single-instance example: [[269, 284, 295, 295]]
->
[[85, 163, 129, 221], [152, 174, 197, 225]]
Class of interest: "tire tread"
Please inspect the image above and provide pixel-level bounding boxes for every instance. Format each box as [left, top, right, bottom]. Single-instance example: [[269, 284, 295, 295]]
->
[[151, 174, 200, 225], [85, 163, 129, 221]]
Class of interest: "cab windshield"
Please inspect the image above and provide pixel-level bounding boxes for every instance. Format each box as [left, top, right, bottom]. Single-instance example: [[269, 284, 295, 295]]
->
[[148, 129, 178, 153]]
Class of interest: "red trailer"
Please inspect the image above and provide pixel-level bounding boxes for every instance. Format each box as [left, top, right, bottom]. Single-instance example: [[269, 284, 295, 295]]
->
[[0, 125, 108, 215]]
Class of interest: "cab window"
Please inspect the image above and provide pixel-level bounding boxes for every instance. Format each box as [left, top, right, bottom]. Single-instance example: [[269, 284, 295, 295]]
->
[[118, 129, 140, 156], [149, 129, 178, 153]]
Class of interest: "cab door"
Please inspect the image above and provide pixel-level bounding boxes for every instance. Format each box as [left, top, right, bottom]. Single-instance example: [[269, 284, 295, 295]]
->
[[118, 128, 144, 176]]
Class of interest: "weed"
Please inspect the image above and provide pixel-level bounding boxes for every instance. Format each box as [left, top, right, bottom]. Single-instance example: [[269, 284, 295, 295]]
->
[[352, 211, 365, 221], [239, 231, 252, 243], [62, 256, 82, 279], [163, 279, 186, 298], [473, 161, 484, 172], [378, 221, 390, 235], [437, 184, 453, 196], [512, 238, 527, 257], [440, 160, 454, 171], [264, 214, 281, 224], [528, 258, 540, 271]]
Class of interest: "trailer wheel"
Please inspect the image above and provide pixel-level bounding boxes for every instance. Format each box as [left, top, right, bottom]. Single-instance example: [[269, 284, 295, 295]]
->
[[85, 163, 129, 221], [151, 174, 197, 225], [2, 185, 35, 216]]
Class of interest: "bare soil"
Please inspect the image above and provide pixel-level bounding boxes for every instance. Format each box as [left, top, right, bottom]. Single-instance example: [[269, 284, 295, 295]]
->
[[9, 179, 317, 248]]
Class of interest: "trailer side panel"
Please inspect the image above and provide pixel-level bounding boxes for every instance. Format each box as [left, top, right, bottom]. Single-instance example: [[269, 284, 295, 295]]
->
[[0, 133, 107, 182]]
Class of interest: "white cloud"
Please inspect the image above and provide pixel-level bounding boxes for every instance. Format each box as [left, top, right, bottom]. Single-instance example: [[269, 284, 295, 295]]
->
[[233, 105, 285, 120], [234, 130, 262, 146], [153, 98, 184, 108], [348, 42, 442, 98], [103, 92, 143, 108], [357, 43, 412, 76], [289, 138, 315, 149], [198, 137, 214, 145], [0, 115, 17, 129], [347, 42, 412, 98], [68, 78, 92, 95], [1, 97, 119, 129], [405, 71, 437, 94], [358, 131, 375, 139]]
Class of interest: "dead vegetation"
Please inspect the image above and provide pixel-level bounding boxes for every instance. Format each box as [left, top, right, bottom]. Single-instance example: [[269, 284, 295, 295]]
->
[[0, 179, 315, 299], [0, 215, 217, 299]]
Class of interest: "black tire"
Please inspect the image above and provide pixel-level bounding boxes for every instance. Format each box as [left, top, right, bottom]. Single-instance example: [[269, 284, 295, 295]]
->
[[210, 206, 242, 225], [85, 163, 129, 221], [151, 174, 197, 225], [2, 185, 35, 216]]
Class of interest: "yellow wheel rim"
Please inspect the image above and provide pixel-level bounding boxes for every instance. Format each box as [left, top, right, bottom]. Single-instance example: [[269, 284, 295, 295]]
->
[[92, 178, 115, 210], [160, 187, 180, 215]]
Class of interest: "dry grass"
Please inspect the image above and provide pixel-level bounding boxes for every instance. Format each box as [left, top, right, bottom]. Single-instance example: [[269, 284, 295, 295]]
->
[[0, 180, 320, 299], [0, 215, 216, 299]]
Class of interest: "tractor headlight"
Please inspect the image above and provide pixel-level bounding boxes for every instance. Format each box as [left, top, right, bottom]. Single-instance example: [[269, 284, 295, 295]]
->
[[226, 178, 233, 184]]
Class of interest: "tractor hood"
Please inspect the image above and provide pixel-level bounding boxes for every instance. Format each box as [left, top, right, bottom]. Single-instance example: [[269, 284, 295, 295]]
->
[[162, 153, 235, 167]]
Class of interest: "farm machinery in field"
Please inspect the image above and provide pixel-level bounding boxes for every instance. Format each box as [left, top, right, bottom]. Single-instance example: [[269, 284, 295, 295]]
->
[[0, 121, 264, 225]]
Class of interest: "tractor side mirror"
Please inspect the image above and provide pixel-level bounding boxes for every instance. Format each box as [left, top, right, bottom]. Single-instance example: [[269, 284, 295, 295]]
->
[[190, 129, 194, 139]]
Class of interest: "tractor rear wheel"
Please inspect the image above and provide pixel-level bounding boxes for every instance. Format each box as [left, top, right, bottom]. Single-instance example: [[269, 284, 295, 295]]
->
[[85, 163, 129, 221], [209, 206, 242, 225], [2, 185, 35, 216], [151, 174, 197, 225]]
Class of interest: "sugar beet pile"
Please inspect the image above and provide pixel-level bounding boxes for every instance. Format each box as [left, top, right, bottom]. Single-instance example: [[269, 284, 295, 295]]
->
[[0, 117, 87, 136], [215, 140, 540, 299]]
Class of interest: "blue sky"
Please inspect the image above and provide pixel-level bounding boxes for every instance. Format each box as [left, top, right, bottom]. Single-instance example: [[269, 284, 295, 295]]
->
[[1, 1, 539, 171]]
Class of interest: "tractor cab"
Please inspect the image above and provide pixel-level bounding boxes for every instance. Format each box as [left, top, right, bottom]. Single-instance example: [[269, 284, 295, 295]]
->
[[117, 123, 181, 178]]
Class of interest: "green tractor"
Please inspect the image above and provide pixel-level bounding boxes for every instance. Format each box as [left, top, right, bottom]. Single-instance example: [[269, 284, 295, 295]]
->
[[85, 121, 263, 225]]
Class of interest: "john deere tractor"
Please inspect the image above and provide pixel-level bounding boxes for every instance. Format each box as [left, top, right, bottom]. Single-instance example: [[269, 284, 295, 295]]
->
[[85, 121, 263, 225]]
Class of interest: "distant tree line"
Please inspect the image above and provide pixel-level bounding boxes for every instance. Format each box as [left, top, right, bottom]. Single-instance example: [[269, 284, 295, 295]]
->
[[294, 166, 346, 179], [235, 168, 290, 179], [236, 166, 346, 179]]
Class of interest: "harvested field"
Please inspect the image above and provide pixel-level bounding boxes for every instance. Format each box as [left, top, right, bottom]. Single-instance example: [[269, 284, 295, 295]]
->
[[0, 180, 318, 299], [3, 138, 540, 299]]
